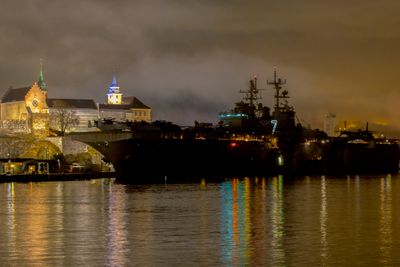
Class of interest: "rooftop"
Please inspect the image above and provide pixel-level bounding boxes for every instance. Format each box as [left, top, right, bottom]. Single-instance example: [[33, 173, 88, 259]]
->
[[2, 87, 31, 102], [100, 97, 150, 110], [47, 98, 98, 109]]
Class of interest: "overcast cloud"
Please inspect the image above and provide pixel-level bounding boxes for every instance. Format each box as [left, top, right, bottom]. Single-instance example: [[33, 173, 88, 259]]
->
[[1, 0, 400, 133]]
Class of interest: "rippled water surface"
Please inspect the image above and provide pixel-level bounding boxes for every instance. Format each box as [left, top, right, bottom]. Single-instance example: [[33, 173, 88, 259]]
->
[[1, 175, 400, 266]]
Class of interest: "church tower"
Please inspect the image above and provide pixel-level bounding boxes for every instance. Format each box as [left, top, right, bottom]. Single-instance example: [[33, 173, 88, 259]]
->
[[38, 60, 47, 92], [107, 76, 123, 104]]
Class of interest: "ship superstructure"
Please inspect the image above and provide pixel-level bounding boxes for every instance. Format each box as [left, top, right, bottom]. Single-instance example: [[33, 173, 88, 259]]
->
[[219, 75, 270, 132], [219, 68, 298, 137], [267, 67, 296, 134]]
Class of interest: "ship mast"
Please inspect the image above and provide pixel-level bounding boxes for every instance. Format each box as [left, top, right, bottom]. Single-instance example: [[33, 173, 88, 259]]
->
[[239, 75, 264, 117], [267, 66, 289, 115]]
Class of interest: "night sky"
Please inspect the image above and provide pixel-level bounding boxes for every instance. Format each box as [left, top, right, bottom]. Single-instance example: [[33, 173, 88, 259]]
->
[[2, 1, 400, 134]]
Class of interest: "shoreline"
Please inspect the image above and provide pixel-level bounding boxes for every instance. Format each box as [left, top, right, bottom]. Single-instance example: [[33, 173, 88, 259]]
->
[[0, 171, 116, 183]]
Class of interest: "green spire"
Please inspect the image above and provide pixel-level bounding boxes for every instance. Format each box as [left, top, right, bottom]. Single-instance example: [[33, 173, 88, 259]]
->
[[38, 59, 47, 91]]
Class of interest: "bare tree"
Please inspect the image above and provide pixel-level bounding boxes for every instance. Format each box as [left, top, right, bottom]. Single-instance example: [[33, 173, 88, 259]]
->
[[49, 100, 79, 135]]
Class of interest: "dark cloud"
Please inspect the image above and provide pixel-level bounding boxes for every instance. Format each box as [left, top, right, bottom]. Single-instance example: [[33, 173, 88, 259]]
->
[[1, 1, 400, 132]]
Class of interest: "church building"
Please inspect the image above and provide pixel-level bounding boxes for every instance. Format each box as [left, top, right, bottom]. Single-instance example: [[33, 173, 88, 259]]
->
[[0, 68, 49, 134], [99, 76, 152, 123]]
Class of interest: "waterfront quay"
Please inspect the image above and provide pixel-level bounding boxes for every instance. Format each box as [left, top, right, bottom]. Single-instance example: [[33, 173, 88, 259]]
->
[[0, 171, 115, 183]]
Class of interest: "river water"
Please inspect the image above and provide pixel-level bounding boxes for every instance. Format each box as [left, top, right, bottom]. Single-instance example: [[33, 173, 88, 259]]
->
[[0, 175, 399, 266]]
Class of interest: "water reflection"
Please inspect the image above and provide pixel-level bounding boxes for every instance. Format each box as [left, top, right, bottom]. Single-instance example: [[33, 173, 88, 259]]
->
[[320, 176, 328, 262], [379, 175, 393, 265], [220, 176, 286, 266], [271, 175, 285, 266], [1, 176, 400, 266], [26, 183, 50, 264], [198, 178, 210, 260], [52, 183, 65, 266], [220, 178, 251, 266], [6, 183, 16, 260], [106, 182, 129, 266], [220, 179, 236, 266]]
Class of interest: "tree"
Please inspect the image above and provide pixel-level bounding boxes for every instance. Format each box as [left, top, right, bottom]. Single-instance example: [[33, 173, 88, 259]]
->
[[0, 134, 61, 159], [49, 100, 79, 136]]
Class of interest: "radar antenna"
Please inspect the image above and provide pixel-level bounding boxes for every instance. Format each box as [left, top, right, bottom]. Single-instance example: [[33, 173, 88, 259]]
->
[[267, 66, 289, 114], [239, 75, 265, 117]]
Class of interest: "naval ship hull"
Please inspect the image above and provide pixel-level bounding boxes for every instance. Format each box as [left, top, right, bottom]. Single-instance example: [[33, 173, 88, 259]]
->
[[93, 136, 400, 182], [93, 138, 281, 182], [293, 140, 400, 175]]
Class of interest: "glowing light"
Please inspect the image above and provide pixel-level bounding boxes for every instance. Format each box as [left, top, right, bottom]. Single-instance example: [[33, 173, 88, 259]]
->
[[219, 113, 248, 119], [271, 120, 278, 134], [200, 178, 206, 189], [230, 142, 238, 148], [277, 155, 284, 166]]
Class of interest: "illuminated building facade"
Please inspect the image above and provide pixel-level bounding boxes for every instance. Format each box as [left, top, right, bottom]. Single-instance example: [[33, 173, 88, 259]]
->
[[99, 77, 151, 122], [47, 98, 99, 132], [1, 83, 48, 121], [0, 68, 49, 135]]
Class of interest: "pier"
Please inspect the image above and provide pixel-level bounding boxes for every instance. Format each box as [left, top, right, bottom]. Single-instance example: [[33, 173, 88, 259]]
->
[[0, 171, 115, 183]]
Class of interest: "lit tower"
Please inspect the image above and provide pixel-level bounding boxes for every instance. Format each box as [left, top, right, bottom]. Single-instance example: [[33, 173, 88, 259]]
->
[[38, 59, 47, 92], [107, 75, 123, 104]]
